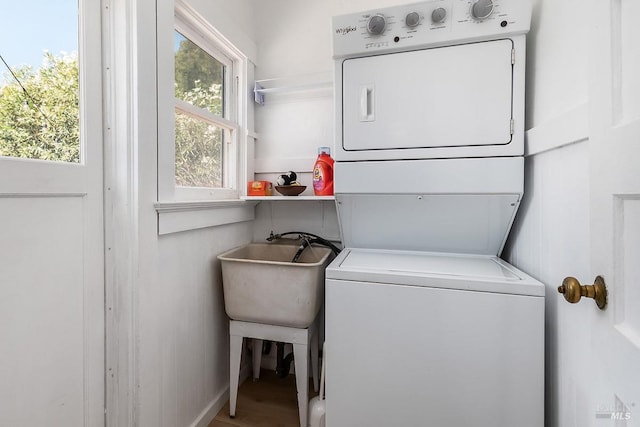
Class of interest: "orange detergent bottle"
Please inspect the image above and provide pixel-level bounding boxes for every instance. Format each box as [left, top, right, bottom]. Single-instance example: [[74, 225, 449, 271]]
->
[[312, 147, 334, 196]]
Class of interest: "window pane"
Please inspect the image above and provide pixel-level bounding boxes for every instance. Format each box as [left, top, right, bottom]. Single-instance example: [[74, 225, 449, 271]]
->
[[0, 1, 79, 163], [175, 111, 223, 188], [174, 31, 225, 116]]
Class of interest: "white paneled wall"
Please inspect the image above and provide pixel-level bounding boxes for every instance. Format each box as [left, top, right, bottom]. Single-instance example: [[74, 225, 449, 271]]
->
[[504, 141, 591, 427], [131, 2, 257, 427], [252, 200, 340, 243], [503, 0, 591, 426], [254, 97, 333, 184], [138, 223, 253, 427]]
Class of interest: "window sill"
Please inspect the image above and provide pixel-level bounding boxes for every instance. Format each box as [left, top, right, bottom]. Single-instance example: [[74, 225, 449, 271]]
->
[[155, 199, 258, 235]]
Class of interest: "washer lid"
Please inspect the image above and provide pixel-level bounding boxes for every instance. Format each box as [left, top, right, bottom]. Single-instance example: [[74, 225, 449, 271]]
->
[[326, 248, 545, 297]]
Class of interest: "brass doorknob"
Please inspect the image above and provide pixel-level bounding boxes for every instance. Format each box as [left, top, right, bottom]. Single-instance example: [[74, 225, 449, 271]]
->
[[557, 276, 607, 310]]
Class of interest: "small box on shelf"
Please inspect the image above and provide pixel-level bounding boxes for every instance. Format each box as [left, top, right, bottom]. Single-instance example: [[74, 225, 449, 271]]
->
[[247, 181, 273, 196]]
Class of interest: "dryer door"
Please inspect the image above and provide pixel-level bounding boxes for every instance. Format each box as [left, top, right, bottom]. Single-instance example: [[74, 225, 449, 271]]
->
[[342, 39, 514, 153]]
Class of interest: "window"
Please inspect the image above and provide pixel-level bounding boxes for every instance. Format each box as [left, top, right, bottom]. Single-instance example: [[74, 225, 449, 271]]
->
[[0, 1, 80, 163], [158, 6, 246, 202], [174, 29, 232, 189]]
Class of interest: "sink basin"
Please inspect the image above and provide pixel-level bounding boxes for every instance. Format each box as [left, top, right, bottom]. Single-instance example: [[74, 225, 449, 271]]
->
[[218, 242, 333, 328]]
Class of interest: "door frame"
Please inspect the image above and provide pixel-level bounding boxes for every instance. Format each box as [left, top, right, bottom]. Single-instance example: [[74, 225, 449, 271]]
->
[[102, 0, 145, 425]]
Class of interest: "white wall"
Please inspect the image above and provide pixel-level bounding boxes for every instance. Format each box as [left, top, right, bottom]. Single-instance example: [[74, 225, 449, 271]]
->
[[524, 0, 588, 128], [251, 0, 413, 240], [128, 1, 258, 426], [255, 0, 411, 78], [504, 142, 591, 427], [138, 224, 253, 427], [503, 0, 591, 426]]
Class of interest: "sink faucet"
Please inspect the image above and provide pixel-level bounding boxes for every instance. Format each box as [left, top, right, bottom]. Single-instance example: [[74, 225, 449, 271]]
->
[[266, 230, 342, 257], [291, 238, 311, 263], [266, 231, 281, 242]]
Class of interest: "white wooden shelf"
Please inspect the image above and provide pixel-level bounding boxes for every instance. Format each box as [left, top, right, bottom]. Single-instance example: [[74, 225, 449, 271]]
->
[[253, 72, 333, 104], [254, 81, 332, 95], [241, 195, 335, 201]]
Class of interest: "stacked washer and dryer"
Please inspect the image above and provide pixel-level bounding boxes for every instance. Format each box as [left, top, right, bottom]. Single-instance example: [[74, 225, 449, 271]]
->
[[325, 1, 544, 426]]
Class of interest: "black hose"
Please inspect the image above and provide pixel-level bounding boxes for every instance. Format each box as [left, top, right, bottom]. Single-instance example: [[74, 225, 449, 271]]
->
[[267, 231, 341, 255]]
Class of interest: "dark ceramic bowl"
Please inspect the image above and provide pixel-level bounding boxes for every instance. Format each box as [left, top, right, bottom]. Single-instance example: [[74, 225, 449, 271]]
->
[[275, 185, 306, 196]]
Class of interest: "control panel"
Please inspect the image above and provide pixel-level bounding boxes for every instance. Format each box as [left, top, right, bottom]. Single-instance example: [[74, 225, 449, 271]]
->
[[332, 0, 531, 58]]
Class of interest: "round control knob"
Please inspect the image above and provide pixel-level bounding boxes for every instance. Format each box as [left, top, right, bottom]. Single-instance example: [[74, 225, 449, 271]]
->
[[405, 11, 421, 27], [367, 14, 386, 35], [471, 0, 494, 20], [431, 7, 447, 24]]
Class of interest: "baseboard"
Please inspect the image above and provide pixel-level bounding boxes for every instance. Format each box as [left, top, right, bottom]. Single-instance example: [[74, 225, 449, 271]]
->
[[189, 362, 253, 427]]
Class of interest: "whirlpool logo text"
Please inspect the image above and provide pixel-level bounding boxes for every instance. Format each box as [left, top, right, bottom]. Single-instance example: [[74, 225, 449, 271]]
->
[[335, 26, 357, 35]]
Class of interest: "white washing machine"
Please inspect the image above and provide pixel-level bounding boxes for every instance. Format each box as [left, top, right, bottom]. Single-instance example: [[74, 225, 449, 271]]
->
[[326, 1, 544, 426]]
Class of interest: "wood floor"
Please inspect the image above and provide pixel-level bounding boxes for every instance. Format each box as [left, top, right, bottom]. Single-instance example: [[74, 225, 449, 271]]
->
[[209, 370, 318, 427]]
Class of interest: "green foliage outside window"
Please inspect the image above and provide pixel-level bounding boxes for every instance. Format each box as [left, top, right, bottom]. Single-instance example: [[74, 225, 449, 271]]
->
[[174, 33, 227, 188], [0, 53, 79, 162], [1, 35, 229, 191], [174, 85, 224, 188], [174, 36, 224, 114]]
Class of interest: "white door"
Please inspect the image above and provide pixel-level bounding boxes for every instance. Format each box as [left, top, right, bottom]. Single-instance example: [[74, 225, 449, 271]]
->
[[0, 2, 104, 426], [588, 0, 640, 424]]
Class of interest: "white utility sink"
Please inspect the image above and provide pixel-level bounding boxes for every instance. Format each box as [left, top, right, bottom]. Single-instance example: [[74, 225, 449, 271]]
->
[[218, 242, 333, 328]]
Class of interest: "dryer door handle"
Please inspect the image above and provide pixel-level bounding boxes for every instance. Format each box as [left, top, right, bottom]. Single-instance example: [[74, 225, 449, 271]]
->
[[359, 84, 375, 122]]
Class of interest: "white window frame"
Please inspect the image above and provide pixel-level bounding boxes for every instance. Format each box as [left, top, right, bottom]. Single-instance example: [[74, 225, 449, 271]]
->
[[158, 2, 247, 202]]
